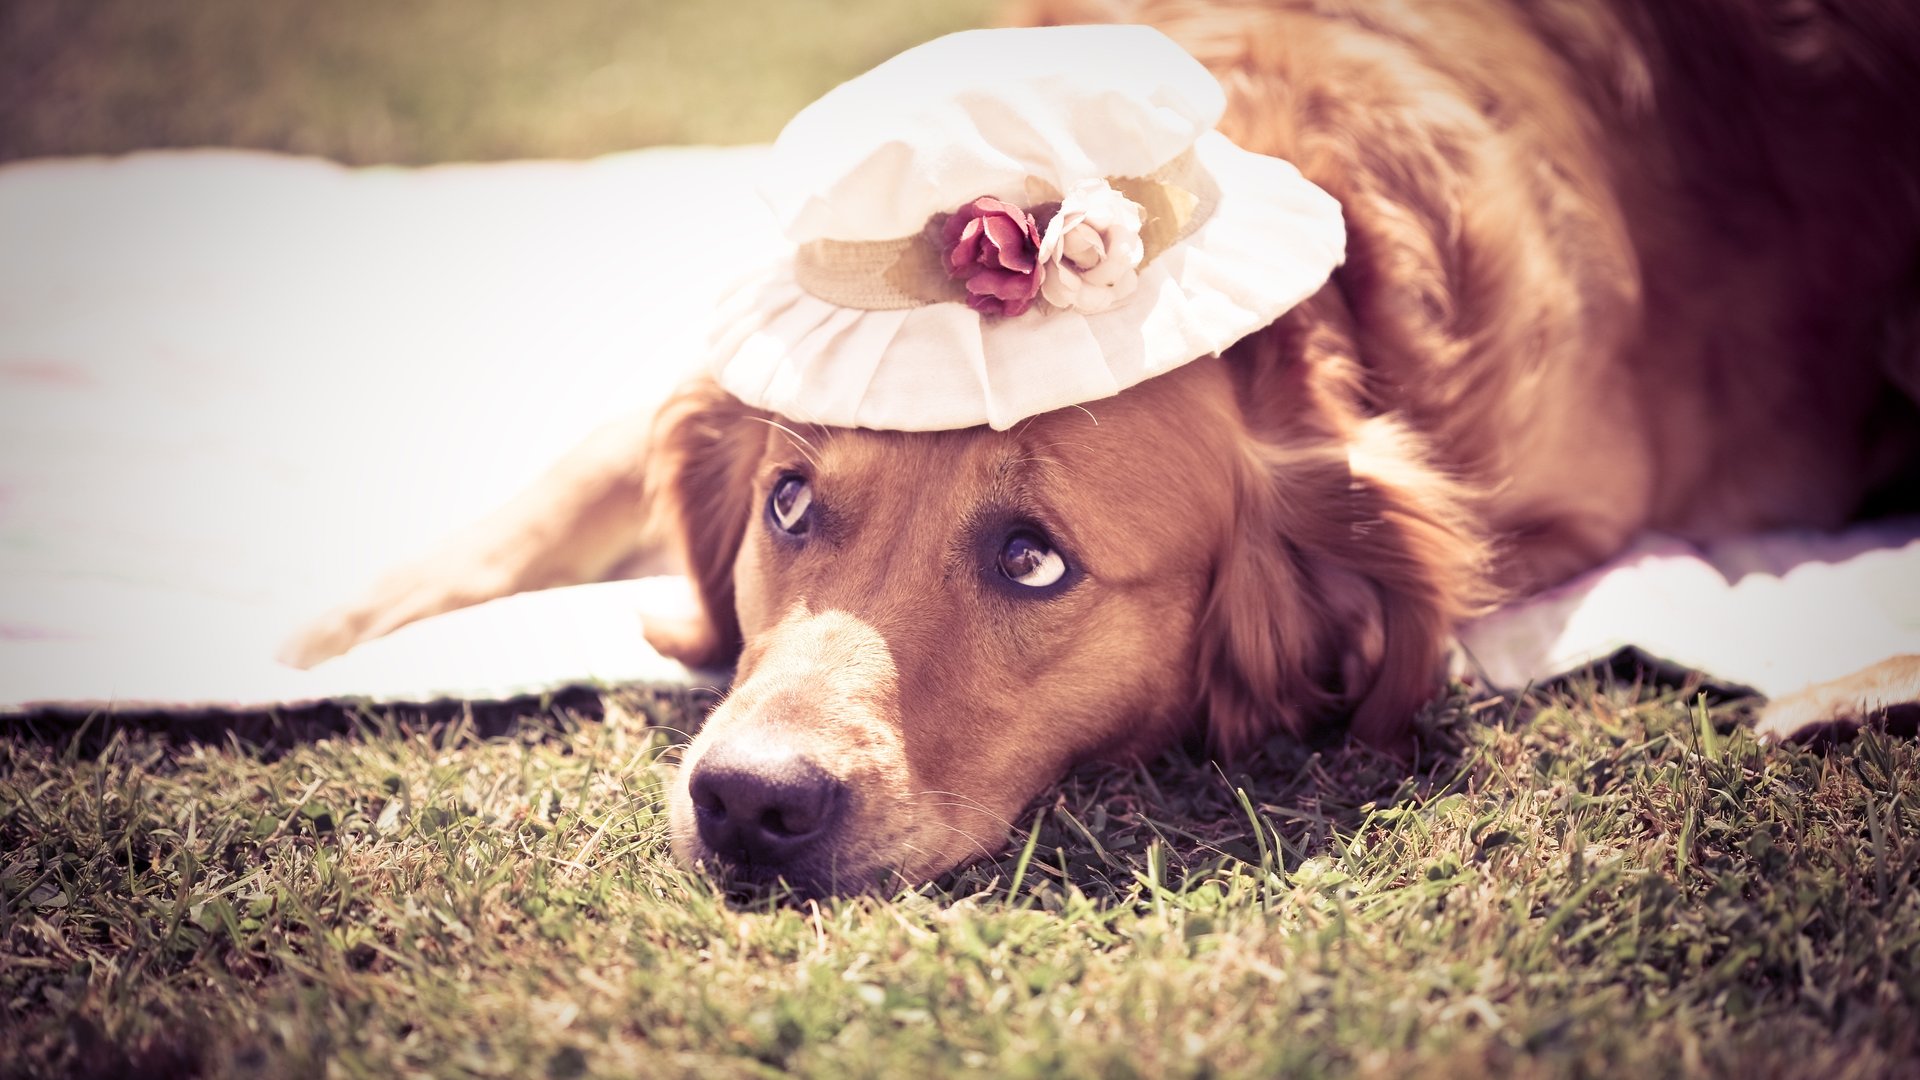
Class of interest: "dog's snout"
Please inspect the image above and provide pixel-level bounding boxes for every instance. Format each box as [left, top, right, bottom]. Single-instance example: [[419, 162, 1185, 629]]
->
[[688, 747, 845, 870]]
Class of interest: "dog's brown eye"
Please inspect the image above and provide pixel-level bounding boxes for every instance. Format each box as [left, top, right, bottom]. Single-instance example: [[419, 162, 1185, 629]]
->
[[999, 531, 1066, 588], [768, 474, 813, 535]]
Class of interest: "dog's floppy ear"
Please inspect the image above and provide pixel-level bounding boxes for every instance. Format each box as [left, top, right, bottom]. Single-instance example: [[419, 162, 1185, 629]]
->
[[1195, 320, 1491, 757], [640, 379, 765, 669], [1197, 420, 1488, 756]]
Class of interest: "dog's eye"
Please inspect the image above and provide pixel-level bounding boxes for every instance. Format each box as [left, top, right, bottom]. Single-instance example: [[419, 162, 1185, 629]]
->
[[999, 530, 1066, 588], [768, 474, 813, 536]]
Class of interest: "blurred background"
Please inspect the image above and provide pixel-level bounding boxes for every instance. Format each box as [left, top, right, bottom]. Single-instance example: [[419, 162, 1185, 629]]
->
[[0, 0, 999, 164]]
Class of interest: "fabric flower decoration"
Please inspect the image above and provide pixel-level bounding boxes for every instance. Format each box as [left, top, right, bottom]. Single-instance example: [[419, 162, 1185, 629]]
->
[[1036, 180, 1145, 314], [941, 196, 1045, 317]]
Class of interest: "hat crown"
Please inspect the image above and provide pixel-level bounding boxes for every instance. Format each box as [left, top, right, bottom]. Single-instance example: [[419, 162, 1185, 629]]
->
[[765, 25, 1227, 243]]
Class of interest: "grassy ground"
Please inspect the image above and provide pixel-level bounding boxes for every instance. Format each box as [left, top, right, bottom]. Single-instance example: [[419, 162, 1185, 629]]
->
[[4, 681, 1918, 1078]]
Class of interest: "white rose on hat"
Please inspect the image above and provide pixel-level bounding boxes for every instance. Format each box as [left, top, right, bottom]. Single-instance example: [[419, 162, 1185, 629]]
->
[[1037, 179, 1147, 315], [708, 25, 1348, 432]]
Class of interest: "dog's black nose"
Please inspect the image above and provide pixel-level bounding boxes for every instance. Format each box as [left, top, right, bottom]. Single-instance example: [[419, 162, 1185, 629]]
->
[[688, 746, 846, 871]]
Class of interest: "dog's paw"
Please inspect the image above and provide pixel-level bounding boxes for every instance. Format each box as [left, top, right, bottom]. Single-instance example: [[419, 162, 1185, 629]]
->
[[276, 567, 512, 669], [276, 612, 367, 670], [639, 608, 727, 670], [1753, 655, 1920, 743]]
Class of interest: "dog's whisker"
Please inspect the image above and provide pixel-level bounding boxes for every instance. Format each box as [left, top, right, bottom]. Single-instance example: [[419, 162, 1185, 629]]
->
[[909, 787, 996, 804], [745, 415, 823, 466], [913, 800, 1013, 826], [909, 790, 1020, 832], [898, 820, 1004, 872], [1016, 440, 1097, 459], [998, 452, 1066, 476]]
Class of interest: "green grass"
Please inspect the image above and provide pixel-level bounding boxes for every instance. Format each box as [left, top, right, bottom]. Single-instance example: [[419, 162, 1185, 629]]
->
[[4, 681, 1917, 1078], [1, 0, 998, 164]]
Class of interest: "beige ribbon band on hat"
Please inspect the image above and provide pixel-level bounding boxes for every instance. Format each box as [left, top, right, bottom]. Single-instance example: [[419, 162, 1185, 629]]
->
[[794, 146, 1221, 311]]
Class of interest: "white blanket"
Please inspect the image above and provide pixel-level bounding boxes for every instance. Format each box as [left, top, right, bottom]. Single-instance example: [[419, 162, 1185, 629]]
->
[[1455, 525, 1920, 698], [1, 148, 1914, 713]]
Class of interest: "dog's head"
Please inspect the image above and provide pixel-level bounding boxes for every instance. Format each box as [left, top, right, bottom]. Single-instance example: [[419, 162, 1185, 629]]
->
[[642, 304, 1486, 894]]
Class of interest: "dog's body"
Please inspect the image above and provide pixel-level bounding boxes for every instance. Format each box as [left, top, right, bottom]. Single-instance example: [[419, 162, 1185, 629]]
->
[[285, 0, 1920, 892]]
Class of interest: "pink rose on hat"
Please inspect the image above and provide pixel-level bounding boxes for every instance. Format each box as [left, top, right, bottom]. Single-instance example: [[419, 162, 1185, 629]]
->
[[1036, 179, 1146, 315], [940, 196, 1046, 317]]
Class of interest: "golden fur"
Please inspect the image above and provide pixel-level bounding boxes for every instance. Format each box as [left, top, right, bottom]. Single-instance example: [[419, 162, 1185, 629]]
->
[[286, 0, 1920, 893]]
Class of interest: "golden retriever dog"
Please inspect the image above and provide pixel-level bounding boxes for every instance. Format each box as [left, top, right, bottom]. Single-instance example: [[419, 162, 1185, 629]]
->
[[284, 0, 1920, 894]]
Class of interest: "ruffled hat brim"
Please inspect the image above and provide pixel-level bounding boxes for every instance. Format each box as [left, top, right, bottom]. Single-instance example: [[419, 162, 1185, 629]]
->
[[709, 131, 1345, 432]]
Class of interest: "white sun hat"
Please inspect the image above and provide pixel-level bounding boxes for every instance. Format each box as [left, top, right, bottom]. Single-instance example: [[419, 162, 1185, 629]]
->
[[708, 24, 1346, 432]]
